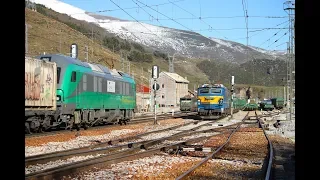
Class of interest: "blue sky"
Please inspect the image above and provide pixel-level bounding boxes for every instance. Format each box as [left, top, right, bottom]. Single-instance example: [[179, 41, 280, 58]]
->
[[61, 0, 294, 51]]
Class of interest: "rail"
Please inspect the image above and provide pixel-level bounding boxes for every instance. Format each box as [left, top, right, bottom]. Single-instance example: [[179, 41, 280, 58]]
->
[[175, 111, 250, 180], [25, 120, 240, 180], [255, 111, 274, 180]]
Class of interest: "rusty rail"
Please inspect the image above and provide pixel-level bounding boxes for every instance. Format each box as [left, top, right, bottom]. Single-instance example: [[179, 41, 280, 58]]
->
[[175, 111, 250, 180], [255, 111, 274, 180]]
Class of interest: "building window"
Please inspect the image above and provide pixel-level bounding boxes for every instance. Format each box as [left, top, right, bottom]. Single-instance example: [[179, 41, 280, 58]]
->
[[162, 95, 165, 99], [162, 84, 164, 88]]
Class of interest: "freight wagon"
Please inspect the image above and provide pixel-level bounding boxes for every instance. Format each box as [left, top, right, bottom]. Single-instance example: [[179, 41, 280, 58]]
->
[[25, 56, 57, 132], [233, 98, 247, 110], [243, 99, 259, 111], [259, 99, 275, 111], [180, 96, 197, 112], [270, 97, 285, 109]]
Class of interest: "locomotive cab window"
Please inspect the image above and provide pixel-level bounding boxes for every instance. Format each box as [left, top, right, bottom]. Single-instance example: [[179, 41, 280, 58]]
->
[[199, 88, 210, 94], [71, 71, 76, 82], [57, 67, 61, 84], [211, 88, 222, 94], [40, 57, 51, 62]]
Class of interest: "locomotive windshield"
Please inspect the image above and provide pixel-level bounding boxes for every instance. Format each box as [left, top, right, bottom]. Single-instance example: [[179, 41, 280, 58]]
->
[[199, 88, 210, 94], [211, 88, 222, 94], [198, 87, 222, 94]]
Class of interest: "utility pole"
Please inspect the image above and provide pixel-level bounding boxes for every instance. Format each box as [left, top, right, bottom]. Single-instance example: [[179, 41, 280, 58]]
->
[[243, 9, 253, 85], [231, 76, 235, 118], [91, 26, 94, 58], [121, 52, 124, 72], [25, 23, 28, 55], [286, 42, 290, 107], [152, 65, 160, 125], [168, 53, 175, 73], [149, 72, 154, 113], [85, 45, 88, 62], [59, 30, 62, 53], [128, 58, 130, 75], [284, 1, 295, 120], [141, 67, 144, 112], [283, 85, 286, 100]]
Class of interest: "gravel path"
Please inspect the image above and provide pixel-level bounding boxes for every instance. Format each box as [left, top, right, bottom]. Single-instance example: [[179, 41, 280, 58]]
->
[[263, 110, 295, 142], [71, 155, 202, 180]]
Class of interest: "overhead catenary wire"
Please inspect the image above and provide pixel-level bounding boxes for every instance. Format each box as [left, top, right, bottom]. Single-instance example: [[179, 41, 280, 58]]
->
[[230, 20, 289, 41], [135, 15, 288, 22], [69, 0, 186, 15], [167, 0, 229, 39], [109, 0, 179, 48], [275, 41, 287, 48], [267, 31, 289, 49], [249, 20, 289, 33], [108, 0, 155, 43], [135, 0, 195, 34], [131, 0, 232, 49], [131, 0, 165, 27], [258, 23, 289, 48]]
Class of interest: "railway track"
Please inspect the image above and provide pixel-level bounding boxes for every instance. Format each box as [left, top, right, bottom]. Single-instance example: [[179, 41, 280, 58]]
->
[[25, 117, 242, 179], [25, 111, 194, 139], [175, 110, 275, 180]]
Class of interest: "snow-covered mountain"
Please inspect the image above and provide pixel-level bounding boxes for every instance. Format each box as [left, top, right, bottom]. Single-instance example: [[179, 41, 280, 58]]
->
[[29, 0, 286, 64]]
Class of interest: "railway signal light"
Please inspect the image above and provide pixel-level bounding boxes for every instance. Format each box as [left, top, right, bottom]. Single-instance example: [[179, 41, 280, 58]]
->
[[153, 83, 160, 90], [70, 43, 78, 59], [152, 65, 159, 79]]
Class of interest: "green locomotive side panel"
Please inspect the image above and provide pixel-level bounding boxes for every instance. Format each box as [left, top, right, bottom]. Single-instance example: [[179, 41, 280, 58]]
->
[[57, 64, 136, 110], [66, 92, 135, 109]]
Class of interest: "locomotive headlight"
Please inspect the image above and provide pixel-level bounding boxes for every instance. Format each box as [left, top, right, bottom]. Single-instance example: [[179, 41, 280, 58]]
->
[[57, 95, 61, 101], [219, 98, 223, 104]]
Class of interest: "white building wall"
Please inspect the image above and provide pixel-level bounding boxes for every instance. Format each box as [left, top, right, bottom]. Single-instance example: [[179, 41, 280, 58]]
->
[[155, 72, 189, 107], [176, 83, 188, 106], [157, 73, 176, 106]]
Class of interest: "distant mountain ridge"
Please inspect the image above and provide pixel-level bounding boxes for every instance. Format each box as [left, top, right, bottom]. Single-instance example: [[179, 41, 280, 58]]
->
[[29, 0, 286, 64]]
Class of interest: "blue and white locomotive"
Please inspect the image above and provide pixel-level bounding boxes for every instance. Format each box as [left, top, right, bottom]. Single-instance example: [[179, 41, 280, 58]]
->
[[197, 84, 231, 119]]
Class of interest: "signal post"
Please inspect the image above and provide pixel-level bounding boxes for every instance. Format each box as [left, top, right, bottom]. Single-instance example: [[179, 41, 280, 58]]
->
[[152, 65, 160, 125], [231, 76, 235, 118]]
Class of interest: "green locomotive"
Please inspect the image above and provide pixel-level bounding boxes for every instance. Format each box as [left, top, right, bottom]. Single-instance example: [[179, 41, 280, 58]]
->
[[26, 54, 136, 132]]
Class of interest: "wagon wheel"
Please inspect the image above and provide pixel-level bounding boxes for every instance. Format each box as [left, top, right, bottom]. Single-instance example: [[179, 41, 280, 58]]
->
[[83, 123, 89, 130], [65, 117, 74, 130], [38, 125, 44, 133], [25, 122, 32, 134], [74, 123, 80, 131]]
